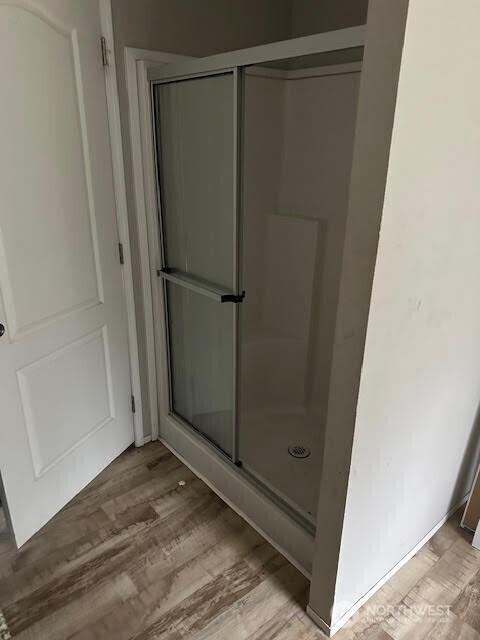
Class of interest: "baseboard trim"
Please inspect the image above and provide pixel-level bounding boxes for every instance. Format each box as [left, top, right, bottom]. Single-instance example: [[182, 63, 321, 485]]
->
[[306, 605, 332, 636], [308, 494, 469, 637]]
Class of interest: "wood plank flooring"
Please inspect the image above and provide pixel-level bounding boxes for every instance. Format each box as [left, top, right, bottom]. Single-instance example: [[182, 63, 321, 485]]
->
[[0, 442, 479, 639]]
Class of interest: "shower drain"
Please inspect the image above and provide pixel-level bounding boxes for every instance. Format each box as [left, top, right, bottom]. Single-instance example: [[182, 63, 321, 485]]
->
[[288, 445, 311, 459]]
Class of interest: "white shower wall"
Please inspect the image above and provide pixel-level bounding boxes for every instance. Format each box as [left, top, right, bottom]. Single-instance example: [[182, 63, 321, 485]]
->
[[239, 65, 361, 516], [241, 74, 287, 413], [242, 68, 360, 417]]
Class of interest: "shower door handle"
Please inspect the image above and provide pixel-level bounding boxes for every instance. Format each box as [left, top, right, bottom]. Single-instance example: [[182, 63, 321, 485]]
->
[[158, 268, 245, 304], [220, 291, 245, 304]]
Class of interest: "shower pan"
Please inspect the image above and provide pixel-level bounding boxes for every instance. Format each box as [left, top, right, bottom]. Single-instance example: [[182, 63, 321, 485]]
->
[[150, 28, 364, 573]]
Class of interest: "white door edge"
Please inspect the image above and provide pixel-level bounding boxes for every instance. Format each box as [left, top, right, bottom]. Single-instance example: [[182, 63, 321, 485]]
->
[[99, 0, 143, 445]]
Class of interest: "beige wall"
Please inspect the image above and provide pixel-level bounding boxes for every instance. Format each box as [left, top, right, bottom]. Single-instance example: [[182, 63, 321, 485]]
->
[[110, 0, 292, 436], [290, 0, 368, 37], [111, 0, 293, 58]]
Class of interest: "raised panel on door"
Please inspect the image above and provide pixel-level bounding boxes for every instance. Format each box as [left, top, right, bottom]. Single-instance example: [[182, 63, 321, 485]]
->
[[0, 5, 102, 339], [17, 328, 115, 477], [0, 0, 133, 546]]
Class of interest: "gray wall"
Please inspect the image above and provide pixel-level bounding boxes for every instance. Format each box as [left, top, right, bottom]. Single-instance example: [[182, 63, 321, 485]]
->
[[291, 0, 368, 36]]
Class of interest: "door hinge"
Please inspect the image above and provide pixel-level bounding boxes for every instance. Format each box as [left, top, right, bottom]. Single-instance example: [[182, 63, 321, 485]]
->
[[118, 242, 124, 265], [131, 394, 136, 414], [100, 36, 109, 67]]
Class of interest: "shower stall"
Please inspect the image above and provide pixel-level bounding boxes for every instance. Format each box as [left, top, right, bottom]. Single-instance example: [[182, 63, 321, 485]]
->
[[149, 28, 364, 573]]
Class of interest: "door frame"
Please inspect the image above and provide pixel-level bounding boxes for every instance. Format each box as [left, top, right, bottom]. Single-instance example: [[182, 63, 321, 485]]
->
[[99, 0, 143, 444], [125, 46, 191, 443]]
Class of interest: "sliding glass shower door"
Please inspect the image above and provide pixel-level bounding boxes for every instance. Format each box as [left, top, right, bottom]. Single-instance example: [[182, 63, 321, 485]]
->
[[152, 71, 241, 458], [149, 30, 365, 533]]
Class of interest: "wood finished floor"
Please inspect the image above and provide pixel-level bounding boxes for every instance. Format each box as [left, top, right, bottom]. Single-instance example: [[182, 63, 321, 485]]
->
[[0, 442, 479, 639]]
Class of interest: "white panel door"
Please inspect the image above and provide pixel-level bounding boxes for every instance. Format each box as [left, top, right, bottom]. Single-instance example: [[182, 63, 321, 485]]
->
[[0, 0, 133, 546]]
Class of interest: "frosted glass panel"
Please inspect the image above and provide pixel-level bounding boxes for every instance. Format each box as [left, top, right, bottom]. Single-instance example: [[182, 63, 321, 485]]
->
[[154, 74, 235, 290], [166, 282, 234, 456]]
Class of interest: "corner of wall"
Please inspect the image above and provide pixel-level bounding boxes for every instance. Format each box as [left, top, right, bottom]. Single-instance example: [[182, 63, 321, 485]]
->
[[307, 0, 410, 627]]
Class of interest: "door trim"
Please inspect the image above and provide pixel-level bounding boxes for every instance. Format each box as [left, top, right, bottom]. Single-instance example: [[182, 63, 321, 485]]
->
[[99, 0, 144, 445], [125, 46, 191, 442]]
